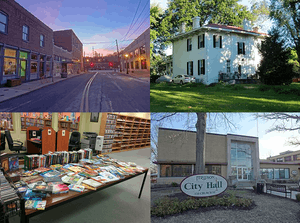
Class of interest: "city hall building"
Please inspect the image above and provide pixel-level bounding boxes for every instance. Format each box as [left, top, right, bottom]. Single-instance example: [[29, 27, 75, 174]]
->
[[155, 128, 300, 186]]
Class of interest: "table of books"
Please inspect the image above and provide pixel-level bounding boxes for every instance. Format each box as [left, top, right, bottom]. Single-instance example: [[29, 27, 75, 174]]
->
[[3, 149, 148, 223]]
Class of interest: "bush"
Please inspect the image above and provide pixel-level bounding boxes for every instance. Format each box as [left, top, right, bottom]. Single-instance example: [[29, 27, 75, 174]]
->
[[296, 193, 300, 202], [171, 182, 178, 187], [253, 186, 257, 192], [150, 75, 160, 83]]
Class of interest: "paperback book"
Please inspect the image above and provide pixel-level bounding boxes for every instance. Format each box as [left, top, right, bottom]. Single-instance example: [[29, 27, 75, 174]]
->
[[25, 200, 47, 210], [68, 184, 85, 192]]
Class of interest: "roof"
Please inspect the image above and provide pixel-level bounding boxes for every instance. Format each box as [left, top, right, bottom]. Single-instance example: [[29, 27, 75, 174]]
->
[[170, 23, 268, 41]]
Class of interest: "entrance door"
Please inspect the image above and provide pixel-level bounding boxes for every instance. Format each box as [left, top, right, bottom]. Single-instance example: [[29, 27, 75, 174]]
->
[[237, 167, 249, 181], [19, 60, 27, 82]]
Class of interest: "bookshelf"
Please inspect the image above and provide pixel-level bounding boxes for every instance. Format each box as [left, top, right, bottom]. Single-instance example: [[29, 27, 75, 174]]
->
[[20, 113, 52, 130], [99, 113, 150, 153], [0, 112, 13, 130], [58, 113, 80, 132]]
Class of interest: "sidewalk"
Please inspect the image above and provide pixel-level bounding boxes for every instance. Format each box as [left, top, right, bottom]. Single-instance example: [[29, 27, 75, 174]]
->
[[0, 73, 80, 103]]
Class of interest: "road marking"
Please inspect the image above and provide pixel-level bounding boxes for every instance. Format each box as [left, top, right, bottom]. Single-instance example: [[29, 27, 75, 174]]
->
[[80, 72, 98, 112], [113, 82, 122, 91], [109, 100, 113, 111], [2, 100, 33, 111]]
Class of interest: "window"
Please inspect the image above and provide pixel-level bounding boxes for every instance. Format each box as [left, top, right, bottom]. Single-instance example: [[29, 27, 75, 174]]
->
[[4, 48, 17, 75], [198, 34, 205, 48], [238, 65, 242, 75], [30, 62, 37, 73], [293, 155, 298, 161], [277, 158, 283, 162], [141, 59, 147, 69], [238, 42, 245, 55], [213, 35, 222, 48], [140, 45, 146, 54], [135, 61, 139, 69], [40, 34, 45, 47], [134, 48, 139, 57], [187, 38, 192, 51], [131, 61, 134, 69], [0, 11, 8, 34], [160, 164, 193, 177], [187, 61, 193, 75], [227, 60, 230, 74], [284, 156, 292, 162], [22, 25, 29, 41], [205, 165, 221, 175], [198, 59, 205, 75]]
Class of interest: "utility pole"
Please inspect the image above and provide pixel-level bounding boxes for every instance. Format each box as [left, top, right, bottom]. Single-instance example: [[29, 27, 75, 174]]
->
[[116, 39, 120, 72]]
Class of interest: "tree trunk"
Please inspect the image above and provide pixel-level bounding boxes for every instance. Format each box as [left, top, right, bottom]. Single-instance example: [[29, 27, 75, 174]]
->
[[195, 112, 206, 174]]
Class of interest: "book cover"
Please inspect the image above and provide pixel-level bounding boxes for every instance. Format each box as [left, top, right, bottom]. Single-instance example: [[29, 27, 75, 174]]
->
[[32, 184, 52, 194], [82, 179, 102, 188], [68, 184, 85, 192], [34, 200, 46, 210], [52, 183, 69, 194], [9, 156, 19, 171]]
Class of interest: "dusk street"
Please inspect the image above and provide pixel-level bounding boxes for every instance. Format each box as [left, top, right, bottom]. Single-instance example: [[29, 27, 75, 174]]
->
[[0, 71, 149, 112]]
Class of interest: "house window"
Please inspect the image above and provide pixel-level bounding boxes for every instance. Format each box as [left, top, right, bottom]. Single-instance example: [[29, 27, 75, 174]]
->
[[187, 38, 192, 51], [198, 34, 205, 48], [187, 61, 193, 75], [198, 59, 205, 75], [213, 35, 222, 48], [238, 42, 245, 55], [227, 60, 231, 74], [0, 11, 8, 34], [22, 25, 29, 41], [40, 34, 45, 47], [238, 65, 242, 75]]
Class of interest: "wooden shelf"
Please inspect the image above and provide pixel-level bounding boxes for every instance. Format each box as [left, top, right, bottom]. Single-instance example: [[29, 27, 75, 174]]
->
[[0, 112, 13, 130], [58, 120, 79, 132], [99, 113, 150, 153], [21, 115, 52, 130]]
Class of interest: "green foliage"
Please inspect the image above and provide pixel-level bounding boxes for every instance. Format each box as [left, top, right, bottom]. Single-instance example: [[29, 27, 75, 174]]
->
[[150, 75, 160, 83], [296, 193, 300, 202], [258, 28, 296, 85], [171, 182, 178, 187], [253, 186, 257, 192], [151, 194, 253, 217]]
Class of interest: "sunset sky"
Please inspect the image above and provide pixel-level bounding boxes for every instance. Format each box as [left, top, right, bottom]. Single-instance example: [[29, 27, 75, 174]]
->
[[16, 0, 150, 56]]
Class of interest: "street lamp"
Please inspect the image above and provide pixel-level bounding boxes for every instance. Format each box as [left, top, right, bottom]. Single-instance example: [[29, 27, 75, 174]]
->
[[125, 54, 129, 74]]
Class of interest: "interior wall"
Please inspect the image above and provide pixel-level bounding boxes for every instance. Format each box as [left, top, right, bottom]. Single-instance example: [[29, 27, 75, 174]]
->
[[113, 112, 150, 119]]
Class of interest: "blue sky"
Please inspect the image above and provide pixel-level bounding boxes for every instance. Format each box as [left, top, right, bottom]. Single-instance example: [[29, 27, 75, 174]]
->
[[16, 0, 150, 56], [151, 113, 300, 159]]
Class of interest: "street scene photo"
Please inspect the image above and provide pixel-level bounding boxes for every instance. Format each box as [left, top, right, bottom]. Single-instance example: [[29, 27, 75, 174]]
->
[[0, 0, 150, 112]]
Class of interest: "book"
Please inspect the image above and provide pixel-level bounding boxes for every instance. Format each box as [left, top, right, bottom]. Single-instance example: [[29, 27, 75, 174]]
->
[[52, 183, 69, 194], [82, 179, 102, 189], [32, 184, 52, 194], [68, 184, 85, 192], [43, 176, 62, 183], [98, 172, 119, 182], [23, 189, 47, 200], [25, 200, 46, 210], [61, 175, 84, 185]]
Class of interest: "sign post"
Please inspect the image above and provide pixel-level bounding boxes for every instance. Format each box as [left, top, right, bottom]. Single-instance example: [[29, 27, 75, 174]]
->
[[180, 174, 228, 197]]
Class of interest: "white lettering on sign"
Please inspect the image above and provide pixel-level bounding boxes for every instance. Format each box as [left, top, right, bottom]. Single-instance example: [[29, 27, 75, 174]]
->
[[180, 174, 228, 197]]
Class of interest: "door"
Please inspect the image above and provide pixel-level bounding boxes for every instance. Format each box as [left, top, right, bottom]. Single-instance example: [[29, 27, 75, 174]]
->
[[237, 167, 249, 181], [19, 60, 27, 82]]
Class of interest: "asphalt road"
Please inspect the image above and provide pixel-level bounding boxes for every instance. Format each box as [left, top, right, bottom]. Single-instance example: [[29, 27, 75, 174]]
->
[[0, 71, 150, 112]]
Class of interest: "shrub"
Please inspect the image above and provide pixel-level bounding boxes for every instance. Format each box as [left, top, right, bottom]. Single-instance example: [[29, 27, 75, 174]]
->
[[253, 186, 257, 192], [171, 182, 178, 187], [150, 75, 160, 83], [296, 193, 300, 202]]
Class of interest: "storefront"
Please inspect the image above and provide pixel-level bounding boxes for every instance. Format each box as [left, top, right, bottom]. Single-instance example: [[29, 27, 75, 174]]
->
[[0, 44, 53, 85]]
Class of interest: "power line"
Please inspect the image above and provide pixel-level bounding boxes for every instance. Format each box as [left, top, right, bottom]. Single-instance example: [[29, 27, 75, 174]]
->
[[126, 15, 149, 40], [83, 39, 134, 45]]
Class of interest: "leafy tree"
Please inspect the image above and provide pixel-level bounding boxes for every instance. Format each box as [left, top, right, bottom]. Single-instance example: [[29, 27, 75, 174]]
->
[[257, 28, 295, 85], [250, 0, 270, 30], [270, 0, 300, 65]]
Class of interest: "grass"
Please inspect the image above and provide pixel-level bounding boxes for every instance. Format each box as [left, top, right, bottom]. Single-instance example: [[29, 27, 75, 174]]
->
[[150, 82, 300, 112]]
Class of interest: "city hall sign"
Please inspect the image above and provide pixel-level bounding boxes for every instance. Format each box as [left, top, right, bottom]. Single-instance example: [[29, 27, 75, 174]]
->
[[180, 174, 228, 197]]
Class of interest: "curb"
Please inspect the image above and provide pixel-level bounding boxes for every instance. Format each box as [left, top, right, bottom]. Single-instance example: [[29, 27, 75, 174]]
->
[[0, 74, 80, 104]]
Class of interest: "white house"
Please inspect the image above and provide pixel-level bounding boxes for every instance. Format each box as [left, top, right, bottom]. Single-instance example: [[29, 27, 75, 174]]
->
[[170, 17, 267, 84]]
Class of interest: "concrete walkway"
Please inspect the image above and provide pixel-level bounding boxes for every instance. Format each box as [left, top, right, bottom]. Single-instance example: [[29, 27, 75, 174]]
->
[[0, 71, 149, 103]]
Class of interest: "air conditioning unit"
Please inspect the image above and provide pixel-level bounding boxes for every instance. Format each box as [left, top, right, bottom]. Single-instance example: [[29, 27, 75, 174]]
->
[[95, 136, 104, 151]]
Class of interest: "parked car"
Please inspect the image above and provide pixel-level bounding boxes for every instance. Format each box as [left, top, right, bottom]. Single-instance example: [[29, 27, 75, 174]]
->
[[155, 75, 173, 83], [172, 75, 196, 84]]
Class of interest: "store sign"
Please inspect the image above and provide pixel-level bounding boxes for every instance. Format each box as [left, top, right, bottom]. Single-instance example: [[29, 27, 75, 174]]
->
[[292, 170, 298, 175], [180, 174, 228, 197]]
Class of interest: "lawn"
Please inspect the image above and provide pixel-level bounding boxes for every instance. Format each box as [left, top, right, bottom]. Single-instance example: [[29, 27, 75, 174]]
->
[[150, 82, 300, 112]]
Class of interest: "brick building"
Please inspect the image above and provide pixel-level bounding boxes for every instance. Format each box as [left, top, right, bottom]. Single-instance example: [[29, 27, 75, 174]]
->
[[120, 27, 150, 75], [53, 30, 83, 74], [83, 54, 119, 71], [53, 45, 72, 76], [0, 0, 53, 85]]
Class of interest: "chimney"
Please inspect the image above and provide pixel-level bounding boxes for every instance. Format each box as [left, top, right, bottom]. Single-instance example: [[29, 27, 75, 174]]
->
[[243, 19, 252, 31], [192, 17, 200, 29], [179, 22, 186, 33]]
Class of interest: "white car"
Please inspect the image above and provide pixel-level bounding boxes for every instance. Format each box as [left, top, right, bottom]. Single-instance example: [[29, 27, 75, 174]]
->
[[172, 75, 196, 84], [155, 75, 173, 83]]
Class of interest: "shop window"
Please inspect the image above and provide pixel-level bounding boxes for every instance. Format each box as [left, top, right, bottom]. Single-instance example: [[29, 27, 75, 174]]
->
[[0, 113, 13, 130], [22, 25, 29, 41], [134, 48, 139, 57], [19, 51, 28, 60], [4, 58, 17, 75], [58, 113, 80, 132], [140, 45, 146, 54], [46, 62, 50, 71], [135, 61, 139, 69], [30, 62, 37, 73], [130, 52, 133, 58], [40, 34, 45, 47], [46, 56, 51, 61], [20, 113, 52, 130], [131, 61, 134, 69], [0, 11, 8, 34], [31, 54, 38, 60], [141, 59, 147, 69], [4, 48, 16, 57]]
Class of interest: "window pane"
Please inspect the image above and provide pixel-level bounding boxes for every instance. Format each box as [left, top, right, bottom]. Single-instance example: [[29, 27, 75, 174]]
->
[[0, 13, 7, 24], [0, 23, 5, 33], [160, 165, 172, 177], [30, 62, 37, 73], [4, 48, 16, 57], [19, 51, 28, 59], [31, 54, 38, 60], [4, 58, 17, 75]]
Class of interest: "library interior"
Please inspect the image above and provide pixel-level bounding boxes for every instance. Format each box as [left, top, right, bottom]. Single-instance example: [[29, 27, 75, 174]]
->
[[0, 112, 151, 223]]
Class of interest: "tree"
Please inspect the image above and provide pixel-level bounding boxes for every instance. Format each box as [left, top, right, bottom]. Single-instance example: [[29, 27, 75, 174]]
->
[[270, 0, 300, 65], [151, 113, 237, 174], [255, 113, 300, 146], [250, 0, 270, 30], [257, 28, 295, 85]]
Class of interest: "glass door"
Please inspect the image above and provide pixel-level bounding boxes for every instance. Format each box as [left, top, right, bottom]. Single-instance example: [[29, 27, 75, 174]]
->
[[237, 167, 249, 181], [19, 60, 27, 81]]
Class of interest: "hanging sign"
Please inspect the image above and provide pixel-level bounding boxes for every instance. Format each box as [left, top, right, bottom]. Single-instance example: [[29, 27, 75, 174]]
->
[[292, 170, 298, 175], [48, 129, 51, 135], [180, 174, 228, 197], [62, 130, 65, 136]]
